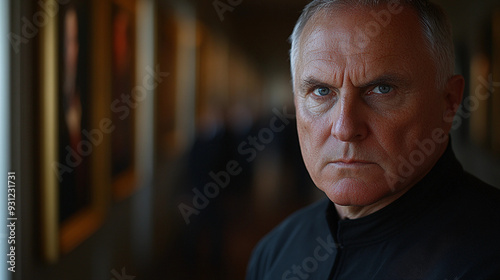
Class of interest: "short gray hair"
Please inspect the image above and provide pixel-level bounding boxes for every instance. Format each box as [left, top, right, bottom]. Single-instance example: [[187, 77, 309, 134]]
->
[[289, 0, 455, 89]]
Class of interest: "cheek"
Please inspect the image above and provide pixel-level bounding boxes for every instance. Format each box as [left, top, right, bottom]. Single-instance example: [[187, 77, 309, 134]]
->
[[400, 99, 446, 146], [371, 98, 447, 181], [296, 110, 330, 173], [296, 96, 332, 140], [372, 111, 423, 163], [297, 114, 316, 162]]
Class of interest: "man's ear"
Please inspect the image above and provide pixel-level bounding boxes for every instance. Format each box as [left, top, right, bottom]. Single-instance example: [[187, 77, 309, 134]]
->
[[443, 75, 465, 125]]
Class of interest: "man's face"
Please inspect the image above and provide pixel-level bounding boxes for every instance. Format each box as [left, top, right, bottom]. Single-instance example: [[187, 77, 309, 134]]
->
[[294, 5, 456, 208]]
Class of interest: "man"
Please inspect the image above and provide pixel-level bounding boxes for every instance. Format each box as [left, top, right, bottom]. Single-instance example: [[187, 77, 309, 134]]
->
[[246, 0, 500, 279]]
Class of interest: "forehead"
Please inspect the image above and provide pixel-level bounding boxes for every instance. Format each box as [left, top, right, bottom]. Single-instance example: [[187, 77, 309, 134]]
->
[[295, 4, 434, 85]]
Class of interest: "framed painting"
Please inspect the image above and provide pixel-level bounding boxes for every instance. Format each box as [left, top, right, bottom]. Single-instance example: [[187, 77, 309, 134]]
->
[[469, 9, 500, 155], [111, 0, 138, 200], [155, 3, 178, 160], [469, 52, 491, 147], [492, 9, 500, 155], [40, 0, 110, 262]]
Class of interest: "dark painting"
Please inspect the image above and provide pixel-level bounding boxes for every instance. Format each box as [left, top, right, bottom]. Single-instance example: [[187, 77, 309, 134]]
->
[[57, 1, 92, 223]]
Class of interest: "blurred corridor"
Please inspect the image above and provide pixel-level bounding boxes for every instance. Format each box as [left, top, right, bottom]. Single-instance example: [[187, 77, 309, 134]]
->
[[4, 0, 500, 279]]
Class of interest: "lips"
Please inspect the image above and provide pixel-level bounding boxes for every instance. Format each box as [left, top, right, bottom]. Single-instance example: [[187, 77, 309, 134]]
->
[[329, 159, 375, 166], [333, 159, 373, 164]]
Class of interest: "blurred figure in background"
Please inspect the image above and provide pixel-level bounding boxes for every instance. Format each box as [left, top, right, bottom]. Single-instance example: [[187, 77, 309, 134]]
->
[[180, 101, 227, 279]]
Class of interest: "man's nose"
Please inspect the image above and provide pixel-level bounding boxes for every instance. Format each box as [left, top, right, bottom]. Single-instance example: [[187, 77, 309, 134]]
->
[[330, 92, 368, 142]]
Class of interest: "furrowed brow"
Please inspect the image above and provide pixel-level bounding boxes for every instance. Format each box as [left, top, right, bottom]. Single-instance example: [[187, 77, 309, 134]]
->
[[299, 77, 333, 93], [299, 73, 410, 93], [358, 74, 410, 89]]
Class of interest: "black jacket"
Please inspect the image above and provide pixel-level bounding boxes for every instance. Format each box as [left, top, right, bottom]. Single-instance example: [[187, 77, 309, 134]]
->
[[247, 146, 500, 279]]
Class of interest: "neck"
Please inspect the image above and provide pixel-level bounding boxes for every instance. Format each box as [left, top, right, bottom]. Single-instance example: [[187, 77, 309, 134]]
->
[[334, 187, 411, 220]]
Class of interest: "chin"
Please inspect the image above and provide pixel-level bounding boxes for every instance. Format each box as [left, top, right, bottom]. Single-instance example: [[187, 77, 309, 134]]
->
[[321, 177, 392, 207]]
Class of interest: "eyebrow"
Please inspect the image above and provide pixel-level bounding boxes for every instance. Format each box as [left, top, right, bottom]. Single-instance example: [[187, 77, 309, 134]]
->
[[299, 77, 333, 93], [357, 74, 410, 89], [299, 73, 410, 93]]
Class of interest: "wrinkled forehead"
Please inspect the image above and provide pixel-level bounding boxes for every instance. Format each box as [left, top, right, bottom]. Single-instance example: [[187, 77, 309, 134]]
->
[[295, 4, 432, 80]]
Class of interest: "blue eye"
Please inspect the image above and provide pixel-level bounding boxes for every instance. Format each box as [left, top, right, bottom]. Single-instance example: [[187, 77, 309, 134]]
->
[[372, 85, 393, 94], [313, 87, 331, 96]]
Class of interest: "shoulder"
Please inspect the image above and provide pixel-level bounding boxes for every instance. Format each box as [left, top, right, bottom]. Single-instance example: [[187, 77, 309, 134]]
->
[[457, 172, 500, 216], [246, 198, 333, 280], [440, 171, 500, 232], [437, 172, 500, 276]]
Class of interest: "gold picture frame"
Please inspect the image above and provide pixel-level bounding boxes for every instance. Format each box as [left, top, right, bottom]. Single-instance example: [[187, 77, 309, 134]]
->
[[40, 0, 110, 263]]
